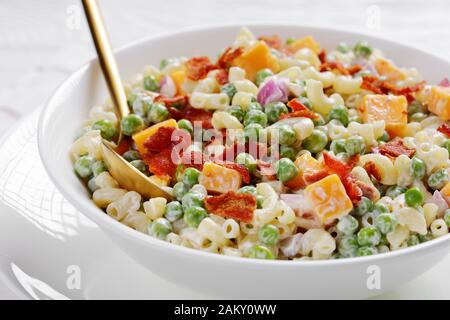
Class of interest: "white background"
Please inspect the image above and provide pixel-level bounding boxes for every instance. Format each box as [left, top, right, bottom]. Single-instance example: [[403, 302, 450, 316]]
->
[[0, 0, 450, 299]]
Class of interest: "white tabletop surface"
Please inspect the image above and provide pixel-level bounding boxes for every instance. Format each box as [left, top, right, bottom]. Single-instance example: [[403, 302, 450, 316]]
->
[[0, 0, 450, 299]]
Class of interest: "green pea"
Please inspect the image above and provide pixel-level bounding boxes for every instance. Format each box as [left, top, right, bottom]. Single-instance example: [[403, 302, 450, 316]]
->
[[258, 224, 280, 246], [255, 69, 274, 86], [265, 102, 288, 124], [235, 153, 257, 173], [408, 100, 426, 115], [279, 145, 296, 160], [337, 215, 359, 235], [182, 167, 201, 187], [419, 232, 433, 243], [178, 119, 193, 135], [127, 90, 140, 108], [312, 113, 325, 126], [328, 106, 349, 127], [444, 209, 450, 227], [375, 213, 397, 235], [385, 185, 407, 198], [74, 155, 94, 178], [247, 101, 263, 111], [130, 160, 148, 174], [148, 218, 172, 240], [92, 119, 117, 141], [244, 123, 265, 141], [442, 139, 450, 154], [248, 245, 275, 260], [244, 109, 268, 127], [173, 182, 189, 201], [353, 41, 372, 58], [344, 135, 365, 156], [181, 192, 204, 210], [407, 234, 420, 247], [275, 158, 298, 183], [164, 201, 184, 222], [373, 203, 389, 214], [410, 157, 426, 179], [277, 125, 297, 145], [159, 58, 173, 70], [220, 83, 237, 100], [338, 235, 359, 257], [225, 105, 245, 122], [91, 160, 107, 176], [302, 129, 328, 153], [357, 226, 381, 246], [330, 139, 346, 155], [123, 150, 141, 162], [355, 196, 373, 216], [256, 195, 264, 209], [87, 176, 99, 193], [147, 103, 169, 123], [132, 94, 153, 117], [337, 42, 350, 53], [143, 75, 160, 92], [409, 112, 427, 123], [356, 246, 377, 257], [428, 169, 449, 190], [121, 114, 144, 136], [238, 186, 257, 195], [405, 187, 424, 207], [184, 206, 208, 228]]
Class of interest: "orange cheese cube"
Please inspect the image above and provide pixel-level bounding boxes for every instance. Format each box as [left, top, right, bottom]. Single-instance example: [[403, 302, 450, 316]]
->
[[440, 181, 450, 199], [232, 41, 280, 82], [132, 119, 178, 155], [171, 69, 186, 95], [305, 174, 353, 225], [428, 86, 450, 121], [374, 58, 407, 85], [199, 162, 242, 194], [285, 153, 325, 190], [287, 35, 321, 54], [360, 94, 407, 137]]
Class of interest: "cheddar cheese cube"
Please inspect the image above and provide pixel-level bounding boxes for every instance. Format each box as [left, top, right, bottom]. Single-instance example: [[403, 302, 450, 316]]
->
[[440, 181, 450, 199], [171, 69, 186, 95], [285, 153, 325, 189], [148, 175, 171, 187], [232, 41, 280, 82], [287, 35, 321, 54], [360, 94, 407, 137], [199, 162, 242, 194], [374, 58, 407, 85], [428, 86, 450, 121], [305, 174, 353, 225], [132, 119, 178, 155]]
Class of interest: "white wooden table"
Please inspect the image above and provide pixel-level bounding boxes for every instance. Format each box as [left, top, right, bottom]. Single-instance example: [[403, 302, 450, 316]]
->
[[0, 0, 450, 299]]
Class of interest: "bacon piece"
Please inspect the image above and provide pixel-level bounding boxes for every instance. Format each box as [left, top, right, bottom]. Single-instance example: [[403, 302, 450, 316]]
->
[[217, 47, 243, 69], [347, 64, 363, 75], [258, 35, 282, 50], [323, 152, 362, 203], [287, 98, 309, 111], [361, 76, 383, 94], [279, 109, 318, 120], [347, 154, 361, 168], [204, 191, 256, 223], [356, 181, 379, 202], [115, 137, 132, 156], [320, 61, 349, 76], [318, 50, 327, 64], [303, 169, 329, 185], [143, 148, 177, 177], [181, 106, 213, 129], [215, 69, 229, 85], [155, 95, 188, 109], [437, 123, 450, 137], [362, 75, 426, 96], [185, 56, 217, 81], [143, 126, 177, 153], [363, 161, 382, 181], [221, 162, 251, 184], [377, 137, 415, 158]]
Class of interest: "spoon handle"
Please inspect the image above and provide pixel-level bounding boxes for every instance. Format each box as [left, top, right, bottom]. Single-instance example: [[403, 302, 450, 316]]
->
[[82, 0, 129, 120]]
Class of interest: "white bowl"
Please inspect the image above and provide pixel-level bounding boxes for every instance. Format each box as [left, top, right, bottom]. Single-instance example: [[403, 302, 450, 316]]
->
[[38, 24, 450, 299]]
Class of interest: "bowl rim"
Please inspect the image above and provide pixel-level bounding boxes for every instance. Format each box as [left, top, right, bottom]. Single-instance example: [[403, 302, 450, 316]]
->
[[38, 22, 450, 267]]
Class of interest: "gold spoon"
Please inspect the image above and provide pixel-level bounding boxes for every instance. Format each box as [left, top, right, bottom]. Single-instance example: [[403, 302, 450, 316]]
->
[[82, 0, 172, 200]]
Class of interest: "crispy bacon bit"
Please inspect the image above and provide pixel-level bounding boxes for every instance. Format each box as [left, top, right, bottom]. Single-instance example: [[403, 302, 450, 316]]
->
[[185, 56, 217, 81], [280, 109, 319, 120], [287, 98, 309, 111], [181, 106, 213, 129], [221, 162, 251, 184], [347, 154, 361, 168], [215, 69, 229, 85], [318, 50, 327, 64], [377, 137, 415, 158], [205, 191, 256, 223], [155, 95, 188, 109], [356, 181, 379, 202], [258, 35, 282, 50], [143, 149, 176, 177], [361, 76, 383, 94], [217, 47, 243, 69], [303, 169, 329, 185], [347, 64, 363, 75], [323, 152, 362, 203], [320, 61, 349, 76], [437, 123, 450, 137], [115, 137, 132, 156], [362, 75, 426, 96], [363, 161, 382, 181]]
